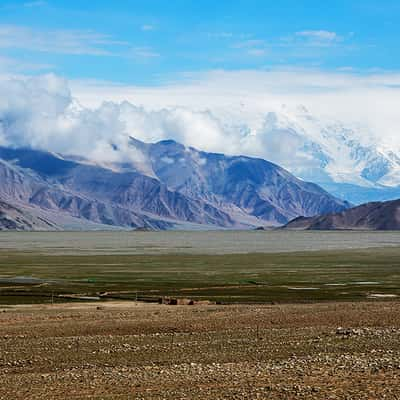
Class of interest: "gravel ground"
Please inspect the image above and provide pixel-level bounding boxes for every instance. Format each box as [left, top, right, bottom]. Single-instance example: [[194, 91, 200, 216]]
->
[[1, 301, 400, 399]]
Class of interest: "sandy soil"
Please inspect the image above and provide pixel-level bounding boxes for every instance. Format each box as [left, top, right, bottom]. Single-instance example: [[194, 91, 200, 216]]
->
[[1, 301, 400, 399]]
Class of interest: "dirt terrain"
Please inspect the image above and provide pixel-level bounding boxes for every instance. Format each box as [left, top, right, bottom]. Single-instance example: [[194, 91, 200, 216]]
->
[[1, 300, 400, 399]]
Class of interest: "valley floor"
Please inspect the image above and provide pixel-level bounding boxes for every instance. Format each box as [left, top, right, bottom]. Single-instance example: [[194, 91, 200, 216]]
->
[[1, 231, 400, 398], [1, 301, 400, 399]]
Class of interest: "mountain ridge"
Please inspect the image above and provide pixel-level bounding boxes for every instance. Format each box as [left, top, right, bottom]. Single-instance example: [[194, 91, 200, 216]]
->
[[0, 138, 349, 230]]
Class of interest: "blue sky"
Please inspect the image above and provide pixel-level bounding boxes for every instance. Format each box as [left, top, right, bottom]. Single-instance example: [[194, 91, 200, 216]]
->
[[1, 0, 400, 85]]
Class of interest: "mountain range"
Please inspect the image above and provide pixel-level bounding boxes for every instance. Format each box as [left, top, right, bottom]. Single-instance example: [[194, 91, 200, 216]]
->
[[284, 199, 400, 230], [0, 137, 349, 230]]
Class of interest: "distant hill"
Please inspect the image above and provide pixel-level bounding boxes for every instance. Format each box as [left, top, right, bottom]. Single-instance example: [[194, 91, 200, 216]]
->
[[284, 199, 400, 230]]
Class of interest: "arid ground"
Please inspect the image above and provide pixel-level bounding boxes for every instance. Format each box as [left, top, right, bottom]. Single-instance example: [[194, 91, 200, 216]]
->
[[1, 301, 400, 399]]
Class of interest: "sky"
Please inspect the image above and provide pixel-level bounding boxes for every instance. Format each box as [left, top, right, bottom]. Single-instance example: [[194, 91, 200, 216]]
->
[[1, 0, 400, 177], [1, 0, 400, 83]]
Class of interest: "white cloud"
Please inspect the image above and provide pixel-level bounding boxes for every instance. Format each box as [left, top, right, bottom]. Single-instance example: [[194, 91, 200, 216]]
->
[[278, 30, 344, 51], [69, 68, 400, 153], [296, 30, 338, 42], [0, 74, 235, 163], [0, 24, 160, 60], [0, 55, 53, 72], [231, 31, 346, 60], [233, 39, 268, 57], [0, 24, 128, 56]]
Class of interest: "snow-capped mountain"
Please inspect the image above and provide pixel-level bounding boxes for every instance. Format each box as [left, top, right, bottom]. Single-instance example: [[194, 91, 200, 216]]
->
[[233, 106, 400, 204]]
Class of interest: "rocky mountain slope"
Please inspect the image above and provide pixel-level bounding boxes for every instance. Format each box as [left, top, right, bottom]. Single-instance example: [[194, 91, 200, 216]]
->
[[0, 198, 59, 231], [126, 138, 350, 225], [284, 199, 400, 230], [0, 140, 350, 230]]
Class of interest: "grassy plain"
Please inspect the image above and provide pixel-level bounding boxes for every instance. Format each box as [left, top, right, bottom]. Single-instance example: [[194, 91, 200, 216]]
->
[[1, 246, 400, 304]]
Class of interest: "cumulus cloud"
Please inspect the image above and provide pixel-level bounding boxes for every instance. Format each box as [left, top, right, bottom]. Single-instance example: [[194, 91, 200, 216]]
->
[[0, 74, 237, 164]]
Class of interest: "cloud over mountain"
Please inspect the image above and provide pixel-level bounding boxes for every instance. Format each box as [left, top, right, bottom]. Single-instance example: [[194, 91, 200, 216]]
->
[[1, 71, 400, 204], [0, 74, 236, 164]]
